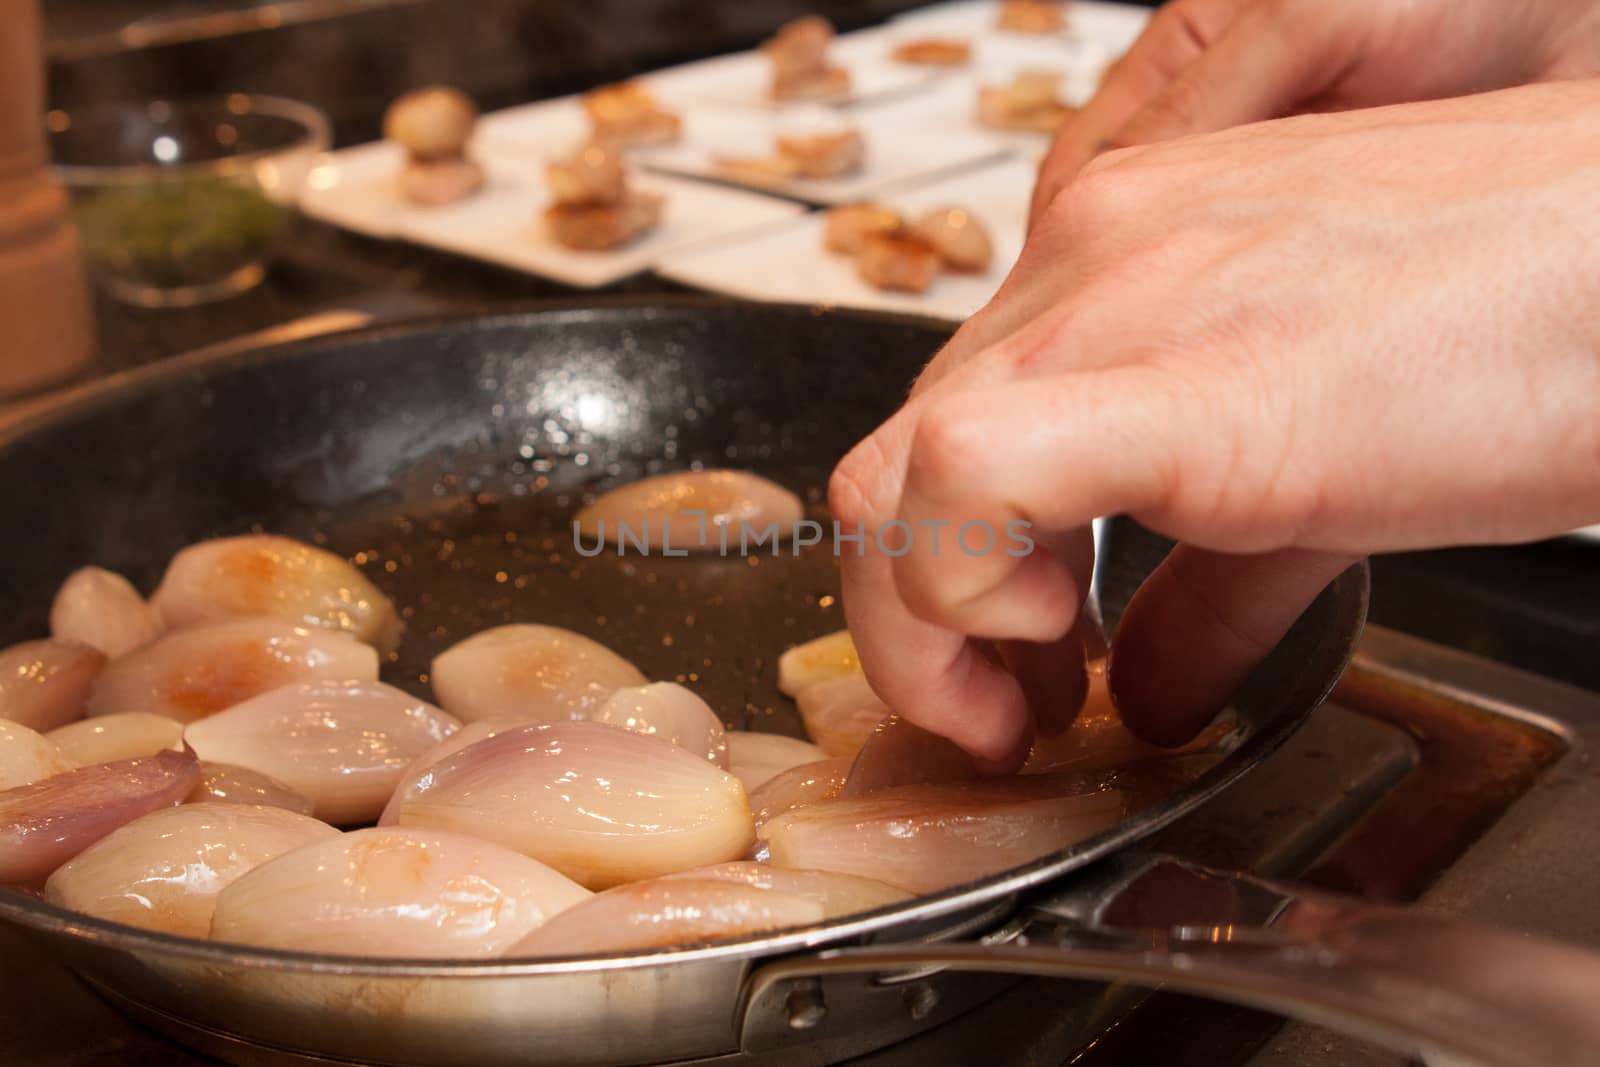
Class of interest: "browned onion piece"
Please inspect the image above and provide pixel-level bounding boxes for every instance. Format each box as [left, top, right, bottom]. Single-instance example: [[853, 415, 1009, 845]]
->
[[391, 721, 753, 889], [0, 639, 103, 733], [574, 470, 804, 553], [152, 535, 402, 655], [0, 721, 76, 791], [795, 674, 890, 757], [49, 568, 164, 658], [188, 763, 314, 815], [748, 757, 848, 830], [838, 715, 977, 798], [764, 776, 1127, 893], [86, 619, 379, 724], [776, 629, 860, 697], [660, 861, 908, 919], [505, 876, 823, 957], [0, 747, 200, 884], [725, 732, 830, 792]]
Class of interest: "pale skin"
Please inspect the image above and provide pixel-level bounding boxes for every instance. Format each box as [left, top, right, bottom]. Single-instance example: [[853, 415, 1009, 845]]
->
[[829, 0, 1600, 769]]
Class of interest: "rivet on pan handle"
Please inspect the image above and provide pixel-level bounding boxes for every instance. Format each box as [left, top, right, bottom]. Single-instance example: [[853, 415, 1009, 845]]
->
[[738, 852, 1600, 1067]]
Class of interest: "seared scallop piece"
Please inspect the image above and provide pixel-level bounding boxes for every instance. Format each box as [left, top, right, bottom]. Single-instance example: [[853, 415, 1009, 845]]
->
[[891, 38, 972, 66], [763, 776, 1126, 893], [575, 469, 804, 552], [839, 715, 978, 798], [795, 673, 890, 758], [660, 861, 909, 919], [775, 128, 865, 178], [384, 86, 479, 159], [48, 712, 183, 765], [856, 233, 942, 294], [913, 207, 993, 272], [822, 203, 903, 256], [49, 567, 163, 658], [0, 639, 103, 733], [187, 762, 314, 815], [44, 803, 337, 937], [725, 731, 830, 792], [505, 877, 823, 957], [430, 624, 646, 724], [390, 721, 753, 890], [747, 757, 849, 830], [544, 189, 664, 251], [583, 82, 683, 148], [590, 682, 729, 767], [0, 747, 199, 885], [777, 629, 860, 696], [546, 143, 627, 206], [762, 15, 852, 101], [0, 720, 76, 791], [184, 681, 459, 826], [211, 827, 592, 958], [152, 534, 402, 654], [86, 618, 379, 724], [997, 0, 1067, 34], [977, 71, 1077, 134]]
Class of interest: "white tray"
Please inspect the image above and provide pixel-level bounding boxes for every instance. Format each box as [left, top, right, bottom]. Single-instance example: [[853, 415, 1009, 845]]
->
[[300, 148, 805, 288], [641, 104, 1012, 206], [657, 155, 1035, 322]]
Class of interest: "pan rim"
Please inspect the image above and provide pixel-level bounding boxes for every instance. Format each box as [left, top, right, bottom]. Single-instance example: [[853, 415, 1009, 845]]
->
[[0, 300, 1368, 976]]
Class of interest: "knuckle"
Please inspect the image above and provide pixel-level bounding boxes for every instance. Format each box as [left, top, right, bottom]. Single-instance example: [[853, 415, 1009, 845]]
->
[[1042, 158, 1142, 239], [906, 400, 982, 494]]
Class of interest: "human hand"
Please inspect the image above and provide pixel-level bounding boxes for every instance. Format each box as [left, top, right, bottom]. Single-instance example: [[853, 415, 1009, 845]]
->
[[1030, 0, 1600, 225], [831, 82, 1600, 765]]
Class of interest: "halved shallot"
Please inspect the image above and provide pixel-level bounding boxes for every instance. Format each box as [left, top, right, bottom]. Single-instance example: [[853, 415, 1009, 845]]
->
[[49, 567, 164, 658], [726, 731, 829, 792], [184, 681, 459, 826], [49, 712, 183, 766], [390, 721, 753, 889], [795, 674, 890, 757], [574, 470, 803, 552], [187, 763, 314, 815], [763, 776, 1127, 893], [590, 682, 729, 767], [747, 757, 848, 830], [505, 877, 822, 957], [1022, 664, 1231, 774], [210, 827, 591, 957], [839, 715, 977, 798], [0, 639, 103, 733], [660, 861, 908, 919], [0, 720, 76, 791], [0, 747, 200, 884], [152, 535, 402, 654], [44, 802, 337, 937], [86, 619, 379, 724], [430, 624, 645, 724]]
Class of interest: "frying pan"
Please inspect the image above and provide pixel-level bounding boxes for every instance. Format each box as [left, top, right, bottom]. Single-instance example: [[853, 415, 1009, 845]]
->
[[0, 301, 1593, 1067]]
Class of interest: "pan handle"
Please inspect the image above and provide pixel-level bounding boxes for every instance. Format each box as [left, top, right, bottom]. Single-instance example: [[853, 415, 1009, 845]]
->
[[738, 852, 1600, 1067]]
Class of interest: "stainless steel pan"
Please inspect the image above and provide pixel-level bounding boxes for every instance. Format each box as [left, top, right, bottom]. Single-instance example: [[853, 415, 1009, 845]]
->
[[0, 303, 1593, 1067]]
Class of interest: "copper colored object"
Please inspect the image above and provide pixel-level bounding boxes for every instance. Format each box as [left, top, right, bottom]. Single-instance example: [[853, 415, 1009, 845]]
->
[[0, 0, 94, 398]]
